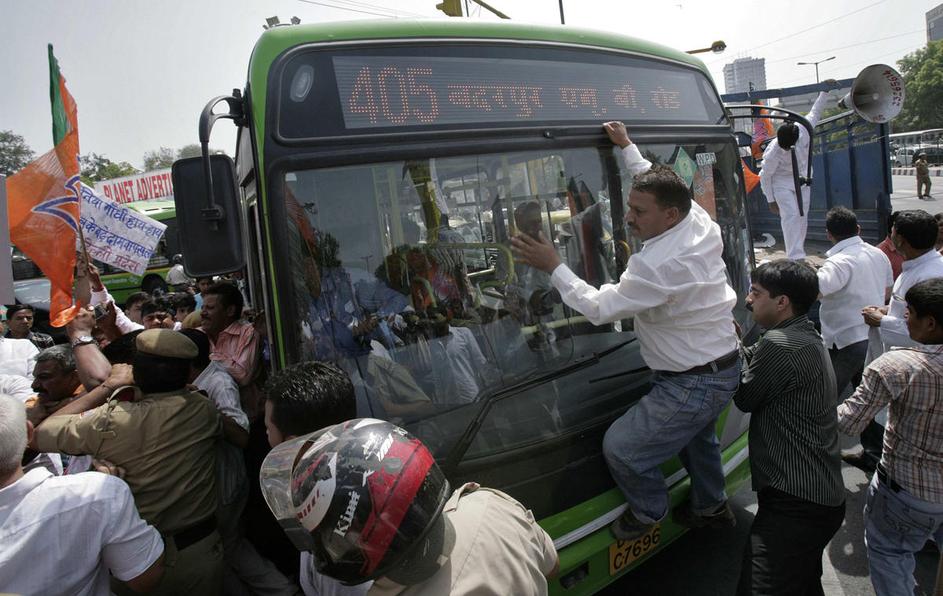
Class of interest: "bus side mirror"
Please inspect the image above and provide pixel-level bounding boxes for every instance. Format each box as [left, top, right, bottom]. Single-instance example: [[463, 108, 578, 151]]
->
[[171, 155, 245, 277]]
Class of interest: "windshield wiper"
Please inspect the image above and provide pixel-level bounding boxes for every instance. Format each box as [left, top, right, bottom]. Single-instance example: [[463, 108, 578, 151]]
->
[[442, 337, 637, 473]]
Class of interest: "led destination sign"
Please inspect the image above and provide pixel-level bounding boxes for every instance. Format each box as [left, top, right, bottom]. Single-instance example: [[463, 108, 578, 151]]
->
[[277, 46, 723, 139], [333, 55, 712, 129]]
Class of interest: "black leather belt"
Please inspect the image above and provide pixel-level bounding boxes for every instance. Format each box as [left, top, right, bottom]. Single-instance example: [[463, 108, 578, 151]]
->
[[170, 517, 217, 550], [664, 350, 739, 376], [876, 463, 903, 493]]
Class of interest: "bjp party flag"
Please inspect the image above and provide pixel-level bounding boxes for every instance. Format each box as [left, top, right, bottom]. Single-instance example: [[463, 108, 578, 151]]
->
[[7, 45, 81, 326]]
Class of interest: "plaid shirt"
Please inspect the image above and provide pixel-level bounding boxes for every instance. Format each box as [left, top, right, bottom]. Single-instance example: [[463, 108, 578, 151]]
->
[[837, 344, 943, 503]]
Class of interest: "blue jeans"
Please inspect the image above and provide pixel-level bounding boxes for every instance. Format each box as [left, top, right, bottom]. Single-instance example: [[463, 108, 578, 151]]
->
[[864, 474, 943, 596], [602, 362, 740, 523]]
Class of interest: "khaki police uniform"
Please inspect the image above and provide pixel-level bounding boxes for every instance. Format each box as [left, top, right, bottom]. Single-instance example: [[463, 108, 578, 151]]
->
[[369, 482, 558, 596], [916, 157, 932, 197], [34, 329, 224, 595]]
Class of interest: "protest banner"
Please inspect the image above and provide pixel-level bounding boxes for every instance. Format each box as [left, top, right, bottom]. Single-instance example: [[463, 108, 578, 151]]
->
[[78, 183, 166, 276], [94, 168, 173, 204]]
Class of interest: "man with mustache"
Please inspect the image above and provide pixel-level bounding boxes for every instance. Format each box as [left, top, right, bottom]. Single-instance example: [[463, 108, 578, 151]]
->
[[512, 122, 740, 541]]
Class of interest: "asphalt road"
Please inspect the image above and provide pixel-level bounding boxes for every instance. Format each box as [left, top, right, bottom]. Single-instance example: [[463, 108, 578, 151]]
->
[[596, 175, 942, 596], [890, 173, 942, 214]]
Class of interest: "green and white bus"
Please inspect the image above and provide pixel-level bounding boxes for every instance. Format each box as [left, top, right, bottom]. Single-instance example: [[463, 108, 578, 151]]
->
[[174, 20, 755, 594]]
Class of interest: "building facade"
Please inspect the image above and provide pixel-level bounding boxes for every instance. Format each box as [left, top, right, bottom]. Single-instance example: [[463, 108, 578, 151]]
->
[[928, 3, 943, 42], [723, 57, 767, 95]]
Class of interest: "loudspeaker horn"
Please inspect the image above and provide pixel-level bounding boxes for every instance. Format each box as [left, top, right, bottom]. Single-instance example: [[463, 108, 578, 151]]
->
[[838, 64, 904, 124]]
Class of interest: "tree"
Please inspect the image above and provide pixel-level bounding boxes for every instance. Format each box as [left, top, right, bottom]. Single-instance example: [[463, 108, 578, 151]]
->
[[142, 147, 176, 171], [177, 143, 226, 159], [79, 153, 139, 185], [0, 130, 36, 176], [141, 144, 227, 172], [895, 41, 943, 132]]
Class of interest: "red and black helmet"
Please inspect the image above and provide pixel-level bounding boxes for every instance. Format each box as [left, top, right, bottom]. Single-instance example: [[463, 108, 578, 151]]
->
[[261, 418, 451, 585]]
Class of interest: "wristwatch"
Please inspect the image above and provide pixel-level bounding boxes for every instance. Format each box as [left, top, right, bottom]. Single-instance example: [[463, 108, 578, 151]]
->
[[71, 335, 96, 348]]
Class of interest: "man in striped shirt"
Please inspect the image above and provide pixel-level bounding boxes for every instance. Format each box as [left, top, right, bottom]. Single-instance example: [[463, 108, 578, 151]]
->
[[735, 260, 845, 595], [837, 277, 943, 596]]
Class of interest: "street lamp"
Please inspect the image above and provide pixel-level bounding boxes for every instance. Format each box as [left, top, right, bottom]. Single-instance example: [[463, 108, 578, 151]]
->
[[687, 40, 726, 55], [797, 56, 835, 83]]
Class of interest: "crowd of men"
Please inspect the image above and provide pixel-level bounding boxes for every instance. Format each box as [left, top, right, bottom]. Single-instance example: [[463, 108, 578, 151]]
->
[[0, 266, 558, 595], [1, 121, 941, 596]]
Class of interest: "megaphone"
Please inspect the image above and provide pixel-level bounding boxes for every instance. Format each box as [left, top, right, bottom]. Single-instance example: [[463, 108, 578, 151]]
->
[[838, 64, 904, 123]]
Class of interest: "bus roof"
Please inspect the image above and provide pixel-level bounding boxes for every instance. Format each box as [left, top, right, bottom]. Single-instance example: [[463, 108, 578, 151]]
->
[[125, 199, 176, 221], [249, 19, 708, 77]]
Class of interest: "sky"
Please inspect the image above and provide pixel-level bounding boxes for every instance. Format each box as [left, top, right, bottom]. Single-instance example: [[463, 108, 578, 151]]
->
[[0, 0, 936, 169]]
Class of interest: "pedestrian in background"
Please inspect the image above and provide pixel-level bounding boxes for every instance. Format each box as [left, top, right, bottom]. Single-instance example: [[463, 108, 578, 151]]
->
[[915, 152, 931, 199]]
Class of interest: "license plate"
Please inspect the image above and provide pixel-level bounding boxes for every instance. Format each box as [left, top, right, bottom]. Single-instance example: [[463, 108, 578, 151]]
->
[[608, 524, 662, 575]]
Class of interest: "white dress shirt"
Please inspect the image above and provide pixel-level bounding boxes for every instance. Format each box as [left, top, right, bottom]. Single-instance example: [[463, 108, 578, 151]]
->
[[89, 287, 144, 335], [759, 92, 829, 205], [0, 337, 39, 378], [551, 143, 738, 372], [0, 468, 163, 596], [879, 249, 943, 350], [818, 236, 893, 349]]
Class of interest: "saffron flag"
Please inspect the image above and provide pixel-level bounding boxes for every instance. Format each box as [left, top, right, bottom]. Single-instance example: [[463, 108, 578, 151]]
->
[[752, 102, 775, 160], [6, 45, 81, 326], [742, 158, 761, 194]]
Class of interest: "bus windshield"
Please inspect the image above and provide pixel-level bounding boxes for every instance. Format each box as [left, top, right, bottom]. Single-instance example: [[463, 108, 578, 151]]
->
[[278, 139, 750, 466]]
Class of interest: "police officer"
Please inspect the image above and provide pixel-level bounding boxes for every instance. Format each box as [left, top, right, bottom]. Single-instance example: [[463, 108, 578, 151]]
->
[[915, 152, 932, 199], [32, 328, 224, 595]]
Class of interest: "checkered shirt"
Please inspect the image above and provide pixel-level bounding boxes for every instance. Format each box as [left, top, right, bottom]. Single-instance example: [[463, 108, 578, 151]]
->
[[837, 344, 943, 503]]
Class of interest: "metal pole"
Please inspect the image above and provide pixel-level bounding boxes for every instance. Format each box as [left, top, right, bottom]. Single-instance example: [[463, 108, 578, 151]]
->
[[559, 0, 565, 24], [814, 63, 820, 84]]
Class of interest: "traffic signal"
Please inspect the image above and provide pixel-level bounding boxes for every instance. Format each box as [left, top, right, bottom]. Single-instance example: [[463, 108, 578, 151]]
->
[[436, 0, 462, 16]]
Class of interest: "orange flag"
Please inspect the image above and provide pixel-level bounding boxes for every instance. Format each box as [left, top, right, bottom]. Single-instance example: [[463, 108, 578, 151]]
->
[[7, 45, 81, 326], [742, 158, 761, 194]]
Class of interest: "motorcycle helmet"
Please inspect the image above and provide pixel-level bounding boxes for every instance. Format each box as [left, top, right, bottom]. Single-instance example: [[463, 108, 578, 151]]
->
[[260, 418, 452, 585]]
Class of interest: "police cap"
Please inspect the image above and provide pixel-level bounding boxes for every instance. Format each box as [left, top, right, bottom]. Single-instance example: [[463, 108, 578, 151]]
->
[[135, 329, 198, 360]]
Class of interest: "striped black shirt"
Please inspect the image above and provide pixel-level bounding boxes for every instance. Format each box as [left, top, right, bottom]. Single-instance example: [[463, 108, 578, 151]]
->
[[735, 315, 845, 507]]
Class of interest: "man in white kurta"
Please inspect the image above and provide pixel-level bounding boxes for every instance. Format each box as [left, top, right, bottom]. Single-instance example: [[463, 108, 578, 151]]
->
[[760, 92, 829, 260]]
